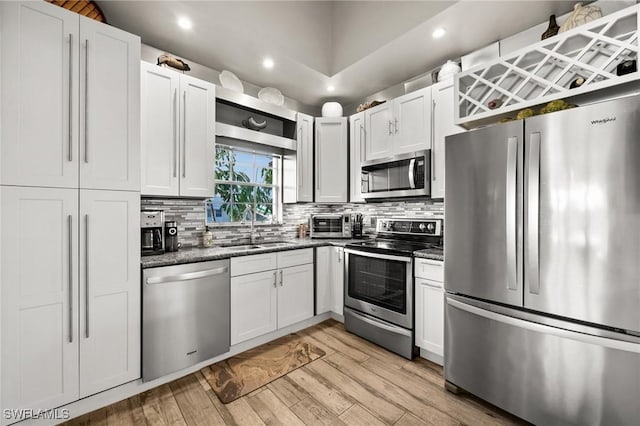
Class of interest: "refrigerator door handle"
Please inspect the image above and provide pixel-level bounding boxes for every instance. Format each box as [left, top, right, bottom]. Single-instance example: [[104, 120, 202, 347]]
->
[[506, 137, 518, 290], [447, 297, 640, 354], [527, 132, 541, 294]]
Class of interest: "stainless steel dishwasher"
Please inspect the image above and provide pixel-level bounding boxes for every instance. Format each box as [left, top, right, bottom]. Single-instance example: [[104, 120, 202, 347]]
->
[[142, 259, 230, 382]]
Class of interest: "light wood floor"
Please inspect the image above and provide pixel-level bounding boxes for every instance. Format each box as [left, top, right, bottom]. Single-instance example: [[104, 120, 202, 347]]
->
[[64, 320, 525, 426]]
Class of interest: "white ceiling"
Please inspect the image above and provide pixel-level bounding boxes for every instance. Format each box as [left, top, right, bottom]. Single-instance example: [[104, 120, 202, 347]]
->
[[98, 1, 578, 107]]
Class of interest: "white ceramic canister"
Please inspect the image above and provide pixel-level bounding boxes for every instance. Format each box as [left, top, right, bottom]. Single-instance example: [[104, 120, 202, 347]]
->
[[321, 102, 343, 117], [438, 60, 461, 81]]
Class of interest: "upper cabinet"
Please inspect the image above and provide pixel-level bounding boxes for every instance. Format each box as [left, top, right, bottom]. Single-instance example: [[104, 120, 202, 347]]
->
[[296, 113, 314, 202], [0, 1, 140, 190], [315, 117, 348, 203], [141, 63, 215, 198], [349, 112, 365, 203], [431, 80, 465, 199], [364, 87, 431, 161]]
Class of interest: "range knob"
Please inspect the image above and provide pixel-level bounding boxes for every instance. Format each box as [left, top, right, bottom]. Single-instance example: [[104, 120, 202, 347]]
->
[[418, 223, 436, 233], [418, 223, 426, 232]]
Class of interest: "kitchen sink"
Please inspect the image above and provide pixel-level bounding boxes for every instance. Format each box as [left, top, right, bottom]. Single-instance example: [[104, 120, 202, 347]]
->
[[218, 244, 262, 251], [256, 241, 296, 248], [218, 241, 297, 251]]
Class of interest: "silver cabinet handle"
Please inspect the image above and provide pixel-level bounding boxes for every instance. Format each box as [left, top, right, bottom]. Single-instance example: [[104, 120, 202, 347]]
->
[[68, 215, 73, 343], [173, 88, 178, 178], [182, 90, 187, 178], [279, 269, 283, 287], [68, 33, 73, 162], [431, 99, 436, 181], [394, 118, 398, 134], [85, 214, 89, 338], [146, 266, 229, 284], [273, 271, 277, 288], [388, 120, 393, 135], [505, 137, 518, 291], [84, 39, 89, 164], [526, 133, 541, 294], [408, 158, 416, 189]]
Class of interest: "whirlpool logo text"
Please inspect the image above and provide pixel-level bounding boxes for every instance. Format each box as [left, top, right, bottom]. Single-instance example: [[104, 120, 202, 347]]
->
[[591, 117, 617, 125]]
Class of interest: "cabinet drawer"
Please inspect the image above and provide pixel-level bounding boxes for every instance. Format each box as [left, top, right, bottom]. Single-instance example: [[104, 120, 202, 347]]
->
[[277, 248, 314, 269], [231, 253, 277, 277], [415, 258, 444, 282]]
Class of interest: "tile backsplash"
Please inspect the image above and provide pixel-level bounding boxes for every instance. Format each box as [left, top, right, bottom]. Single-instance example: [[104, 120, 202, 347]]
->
[[141, 197, 444, 248]]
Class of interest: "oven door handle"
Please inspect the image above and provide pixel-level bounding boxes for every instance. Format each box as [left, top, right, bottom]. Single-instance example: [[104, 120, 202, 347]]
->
[[344, 248, 412, 263]]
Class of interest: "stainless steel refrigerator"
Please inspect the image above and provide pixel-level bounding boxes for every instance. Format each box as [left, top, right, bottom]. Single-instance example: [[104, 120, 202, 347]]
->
[[445, 95, 640, 425]]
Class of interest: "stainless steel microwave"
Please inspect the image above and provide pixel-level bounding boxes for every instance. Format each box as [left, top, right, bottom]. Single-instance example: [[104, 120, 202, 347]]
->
[[361, 150, 431, 200]]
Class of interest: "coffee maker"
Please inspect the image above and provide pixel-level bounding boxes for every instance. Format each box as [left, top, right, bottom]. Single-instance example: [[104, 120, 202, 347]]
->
[[141, 210, 165, 256]]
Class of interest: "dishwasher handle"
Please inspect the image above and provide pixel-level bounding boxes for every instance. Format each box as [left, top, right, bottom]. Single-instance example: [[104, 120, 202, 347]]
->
[[146, 266, 228, 285]]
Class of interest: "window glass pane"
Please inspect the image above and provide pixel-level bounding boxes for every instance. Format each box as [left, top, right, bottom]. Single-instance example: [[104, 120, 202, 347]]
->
[[254, 204, 273, 222]]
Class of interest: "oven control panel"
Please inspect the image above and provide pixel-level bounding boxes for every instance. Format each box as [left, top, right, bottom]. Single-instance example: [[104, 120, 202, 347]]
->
[[377, 218, 442, 236]]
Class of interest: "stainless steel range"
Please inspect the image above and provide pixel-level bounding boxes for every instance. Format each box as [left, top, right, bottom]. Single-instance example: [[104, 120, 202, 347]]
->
[[344, 218, 443, 359]]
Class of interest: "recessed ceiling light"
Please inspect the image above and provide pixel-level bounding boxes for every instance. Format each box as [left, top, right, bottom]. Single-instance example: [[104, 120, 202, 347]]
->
[[327, 85, 335, 92], [432, 27, 446, 39], [177, 17, 193, 31], [262, 58, 274, 69]]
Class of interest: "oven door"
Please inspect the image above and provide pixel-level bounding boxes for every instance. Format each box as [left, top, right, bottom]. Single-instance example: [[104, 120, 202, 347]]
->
[[344, 249, 413, 329]]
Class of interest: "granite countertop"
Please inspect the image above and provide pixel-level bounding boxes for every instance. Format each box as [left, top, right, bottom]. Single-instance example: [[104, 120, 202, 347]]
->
[[141, 238, 368, 269], [413, 248, 444, 262]]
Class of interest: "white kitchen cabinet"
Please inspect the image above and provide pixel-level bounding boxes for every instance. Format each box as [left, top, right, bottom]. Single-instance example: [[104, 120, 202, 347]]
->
[[1, 186, 80, 411], [297, 113, 314, 202], [431, 80, 465, 199], [349, 112, 365, 203], [415, 259, 444, 363], [231, 271, 278, 345], [364, 102, 394, 160], [0, 1, 140, 191], [315, 246, 344, 316], [79, 17, 140, 192], [315, 117, 348, 203], [79, 190, 140, 396], [277, 264, 314, 328], [364, 88, 431, 161], [140, 64, 215, 198], [0, 1, 79, 188]]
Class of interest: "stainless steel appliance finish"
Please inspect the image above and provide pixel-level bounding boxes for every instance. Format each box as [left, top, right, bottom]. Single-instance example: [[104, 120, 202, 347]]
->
[[142, 259, 230, 382], [164, 220, 179, 252], [310, 214, 356, 239], [361, 150, 431, 200], [445, 95, 640, 425], [344, 218, 443, 359], [141, 210, 165, 256]]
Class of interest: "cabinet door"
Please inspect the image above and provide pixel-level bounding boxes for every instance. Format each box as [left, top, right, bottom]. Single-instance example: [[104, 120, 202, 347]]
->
[[1, 186, 79, 412], [349, 112, 365, 203], [315, 247, 332, 314], [179, 74, 215, 197], [141, 62, 180, 196], [431, 81, 465, 199], [315, 118, 348, 203], [79, 190, 140, 396], [393, 88, 431, 155], [278, 264, 314, 329], [297, 113, 314, 202], [332, 247, 345, 316], [231, 271, 278, 345], [415, 278, 444, 357], [79, 17, 140, 191], [0, 1, 79, 188], [364, 102, 393, 160]]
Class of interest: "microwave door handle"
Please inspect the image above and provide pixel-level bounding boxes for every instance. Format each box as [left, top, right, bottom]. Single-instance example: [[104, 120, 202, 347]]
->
[[408, 158, 416, 189]]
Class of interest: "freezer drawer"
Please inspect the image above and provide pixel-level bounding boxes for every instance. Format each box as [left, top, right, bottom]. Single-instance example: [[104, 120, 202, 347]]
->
[[445, 295, 640, 425], [143, 260, 230, 382]]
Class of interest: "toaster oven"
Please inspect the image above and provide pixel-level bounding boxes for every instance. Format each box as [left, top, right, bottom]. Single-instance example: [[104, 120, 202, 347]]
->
[[310, 214, 354, 239]]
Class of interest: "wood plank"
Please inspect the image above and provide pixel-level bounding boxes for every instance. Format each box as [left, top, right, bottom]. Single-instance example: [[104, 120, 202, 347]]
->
[[139, 384, 186, 426], [106, 398, 142, 426], [64, 407, 108, 426], [361, 356, 510, 426], [289, 397, 347, 426], [304, 359, 405, 424], [169, 375, 226, 426], [286, 366, 354, 415], [226, 397, 267, 426], [266, 376, 308, 407], [394, 412, 431, 426], [295, 327, 337, 357], [401, 357, 445, 388], [302, 324, 370, 363], [127, 394, 148, 425], [338, 404, 387, 426], [247, 388, 305, 426], [194, 371, 238, 425], [324, 353, 454, 426]]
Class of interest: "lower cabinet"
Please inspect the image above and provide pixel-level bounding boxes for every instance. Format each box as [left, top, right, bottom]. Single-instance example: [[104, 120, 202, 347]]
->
[[414, 259, 444, 362], [230, 249, 314, 345], [315, 246, 344, 316], [1, 186, 140, 412]]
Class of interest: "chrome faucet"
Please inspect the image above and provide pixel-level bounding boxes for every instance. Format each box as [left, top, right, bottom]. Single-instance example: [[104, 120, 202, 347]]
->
[[243, 205, 258, 244]]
